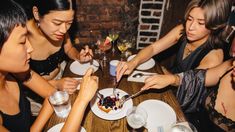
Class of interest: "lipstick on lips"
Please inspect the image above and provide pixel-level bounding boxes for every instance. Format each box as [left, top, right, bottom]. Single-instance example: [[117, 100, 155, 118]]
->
[[55, 34, 64, 39]]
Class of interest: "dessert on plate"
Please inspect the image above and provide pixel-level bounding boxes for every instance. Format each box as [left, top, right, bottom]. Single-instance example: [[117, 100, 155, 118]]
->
[[97, 93, 123, 113]]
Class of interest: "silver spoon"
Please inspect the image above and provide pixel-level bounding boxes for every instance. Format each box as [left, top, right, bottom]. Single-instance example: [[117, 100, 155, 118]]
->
[[132, 73, 156, 78]]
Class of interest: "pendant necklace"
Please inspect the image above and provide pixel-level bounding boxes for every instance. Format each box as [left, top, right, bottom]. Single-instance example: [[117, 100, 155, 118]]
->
[[185, 44, 193, 56]]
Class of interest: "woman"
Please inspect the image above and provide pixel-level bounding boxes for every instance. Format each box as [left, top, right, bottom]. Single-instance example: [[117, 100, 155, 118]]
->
[[0, 1, 98, 131], [26, 0, 93, 93], [141, 31, 235, 131], [116, 0, 232, 82]]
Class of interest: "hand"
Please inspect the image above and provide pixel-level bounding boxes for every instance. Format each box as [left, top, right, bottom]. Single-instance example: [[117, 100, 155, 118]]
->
[[116, 61, 136, 82], [78, 45, 93, 63], [141, 74, 176, 90], [77, 68, 98, 103], [56, 77, 80, 94]]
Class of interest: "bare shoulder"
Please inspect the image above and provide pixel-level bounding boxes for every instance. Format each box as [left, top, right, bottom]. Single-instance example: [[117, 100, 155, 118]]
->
[[198, 49, 224, 69], [168, 24, 184, 39], [155, 24, 184, 46]]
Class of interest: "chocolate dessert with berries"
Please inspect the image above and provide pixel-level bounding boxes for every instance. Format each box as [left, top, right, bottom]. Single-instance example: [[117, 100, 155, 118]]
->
[[97, 93, 123, 113]]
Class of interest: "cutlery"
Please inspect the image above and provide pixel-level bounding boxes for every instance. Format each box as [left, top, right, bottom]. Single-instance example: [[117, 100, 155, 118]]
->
[[96, 91, 104, 105], [132, 73, 156, 78], [120, 90, 144, 105], [113, 79, 119, 98]]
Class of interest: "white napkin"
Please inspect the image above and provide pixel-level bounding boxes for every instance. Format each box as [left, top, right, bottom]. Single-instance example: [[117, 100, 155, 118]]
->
[[73, 77, 82, 90], [127, 70, 157, 83]]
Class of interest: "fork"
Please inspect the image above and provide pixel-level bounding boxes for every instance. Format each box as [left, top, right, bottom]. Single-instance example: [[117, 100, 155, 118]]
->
[[120, 90, 144, 105], [113, 78, 120, 98], [96, 91, 104, 105]]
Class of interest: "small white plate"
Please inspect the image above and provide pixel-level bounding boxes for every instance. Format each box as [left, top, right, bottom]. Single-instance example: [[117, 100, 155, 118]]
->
[[137, 99, 176, 131], [47, 122, 86, 132], [127, 54, 155, 70], [70, 60, 99, 75], [90, 88, 133, 120]]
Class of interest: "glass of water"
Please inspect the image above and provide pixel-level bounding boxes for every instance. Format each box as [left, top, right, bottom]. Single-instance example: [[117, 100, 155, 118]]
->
[[126, 106, 147, 131], [49, 91, 71, 118]]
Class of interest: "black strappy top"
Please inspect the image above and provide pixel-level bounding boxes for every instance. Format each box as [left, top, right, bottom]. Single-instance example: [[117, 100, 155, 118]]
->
[[0, 82, 31, 132], [203, 69, 235, 131], [29, 44, 68, 76], [171, 39, 210, 73]]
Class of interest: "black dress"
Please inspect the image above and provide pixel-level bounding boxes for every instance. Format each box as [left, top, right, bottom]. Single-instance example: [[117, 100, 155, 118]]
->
[[29, 42, 68, 76], [0, 82, 31, 132], [171, 39, 210, 73]]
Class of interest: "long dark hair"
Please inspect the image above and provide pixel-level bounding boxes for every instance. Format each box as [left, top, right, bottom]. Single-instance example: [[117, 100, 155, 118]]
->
[[35, 0, 76, 17], [0, 0, 27, 49], [182, 0, 232, 49]]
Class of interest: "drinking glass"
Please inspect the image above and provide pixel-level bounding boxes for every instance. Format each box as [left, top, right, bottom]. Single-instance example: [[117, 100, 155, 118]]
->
[[49, 91, 71, 118], [97, 38, 112, 61], [108, 29, 119, 53], [126, 106, 147, 131], [117, 39, 131, 59], [170, 121, 197, 132]]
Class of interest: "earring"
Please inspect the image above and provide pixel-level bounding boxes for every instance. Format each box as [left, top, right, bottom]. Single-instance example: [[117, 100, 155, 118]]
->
[[37, 22, 40, 27]]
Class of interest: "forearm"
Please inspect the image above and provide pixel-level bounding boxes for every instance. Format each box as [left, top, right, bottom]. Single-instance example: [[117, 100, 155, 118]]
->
[[23, 70, 56, 98], [30, 99, 54, 132], [205, 59, 233, 86], [61, 99, 88, 132], [132, 45, 156, 66], [48, 79, 61, 90], [66, 46, 80, 61]]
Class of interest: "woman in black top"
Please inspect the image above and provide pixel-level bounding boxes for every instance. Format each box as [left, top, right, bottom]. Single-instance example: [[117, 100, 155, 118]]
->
[[15, 0, 94, 94], [116, 0, 232, 81], [0, 1, 98, 131], [141, 30, 235, 131]]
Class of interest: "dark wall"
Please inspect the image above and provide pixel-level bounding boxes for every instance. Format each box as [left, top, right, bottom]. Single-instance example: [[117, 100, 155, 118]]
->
[[160, 0, 191, 37]]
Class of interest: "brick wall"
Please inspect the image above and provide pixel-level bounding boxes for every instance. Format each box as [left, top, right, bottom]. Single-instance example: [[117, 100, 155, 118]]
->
[[72, 0, 190, 50], [137, 0, 166, 49], [72, 0, 140, 45]]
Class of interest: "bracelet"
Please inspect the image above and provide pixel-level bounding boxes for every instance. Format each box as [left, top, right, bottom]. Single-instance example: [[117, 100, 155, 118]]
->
[[172, 74, 180, 86]]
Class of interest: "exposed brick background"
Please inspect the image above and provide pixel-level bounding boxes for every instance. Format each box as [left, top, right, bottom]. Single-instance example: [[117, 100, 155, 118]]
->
[[71, 0, 190, 49], [72, 0, 139, 45]]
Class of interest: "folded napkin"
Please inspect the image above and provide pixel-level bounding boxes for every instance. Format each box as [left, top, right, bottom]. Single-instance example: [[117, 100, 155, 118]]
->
[[127, 70, 157, 83]]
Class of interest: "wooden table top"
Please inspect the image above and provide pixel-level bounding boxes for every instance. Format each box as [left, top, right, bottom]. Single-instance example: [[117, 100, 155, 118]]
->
[[44, 50, 186, 132]]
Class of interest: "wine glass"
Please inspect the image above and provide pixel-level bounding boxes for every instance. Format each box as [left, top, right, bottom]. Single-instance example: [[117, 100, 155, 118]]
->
[[126, 106, 147, 131], [170, 121, 197, 132], [108, 29, 119, 53], [96, 37, 112, 61], [117, 39, 131, 60]]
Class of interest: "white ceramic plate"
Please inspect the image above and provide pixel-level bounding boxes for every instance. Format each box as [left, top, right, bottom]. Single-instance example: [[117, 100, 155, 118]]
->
[[90, 88, 133, 120], [47, 122, 86, 132], [70, 60, 99, 75], [137, 99, 176, 131], [127, 54, 155, 70]]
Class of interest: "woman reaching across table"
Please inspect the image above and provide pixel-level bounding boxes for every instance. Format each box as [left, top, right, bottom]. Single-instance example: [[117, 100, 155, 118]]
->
[[116, 0, 232, 82], [141, 31, 235, 131], [0, 1, 98, 131]]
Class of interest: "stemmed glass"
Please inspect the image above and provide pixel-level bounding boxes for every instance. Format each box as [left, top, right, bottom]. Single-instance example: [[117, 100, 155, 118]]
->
[[117, 38, 132, 60], [108, 29, 119, 53], [96, 37, 112, 61], [126, 106, 147, 132]]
